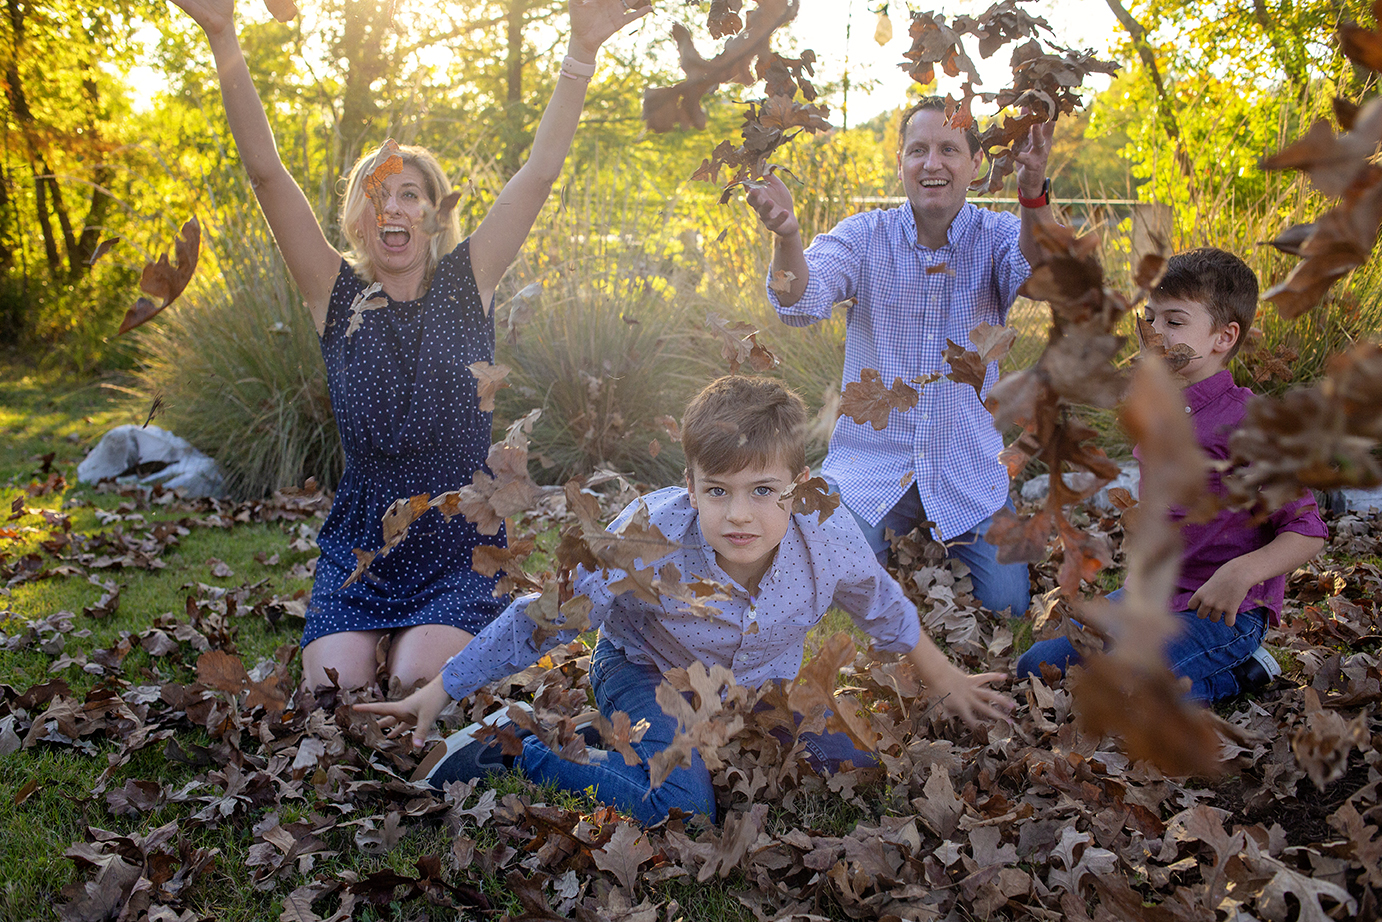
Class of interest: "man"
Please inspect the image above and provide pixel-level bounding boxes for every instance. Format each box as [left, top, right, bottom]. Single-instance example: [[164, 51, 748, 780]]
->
[[745, 97, 1054, 617]]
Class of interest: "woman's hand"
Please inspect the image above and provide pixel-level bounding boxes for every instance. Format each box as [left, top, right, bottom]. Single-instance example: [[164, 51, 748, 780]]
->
[[568, 0, 651, 61], [169, 0, 236, 39], [353, 675, 454, 750]]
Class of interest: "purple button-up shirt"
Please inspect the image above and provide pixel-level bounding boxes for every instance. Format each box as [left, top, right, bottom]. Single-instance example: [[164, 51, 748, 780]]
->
[[1138, 370, 1327, 624], [440, 486, 923, 701], [767, 202, 1031, 540]]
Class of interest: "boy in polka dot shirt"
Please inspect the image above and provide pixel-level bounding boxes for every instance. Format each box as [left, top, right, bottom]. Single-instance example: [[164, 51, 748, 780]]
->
[[358, 375, 1012, 824]]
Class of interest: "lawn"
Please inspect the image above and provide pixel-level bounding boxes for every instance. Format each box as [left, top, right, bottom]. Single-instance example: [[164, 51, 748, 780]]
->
[[1, 356, 1378, 922]]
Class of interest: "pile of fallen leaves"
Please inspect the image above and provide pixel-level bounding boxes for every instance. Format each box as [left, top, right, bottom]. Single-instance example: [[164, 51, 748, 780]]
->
[[3, 469, 1378, 921]]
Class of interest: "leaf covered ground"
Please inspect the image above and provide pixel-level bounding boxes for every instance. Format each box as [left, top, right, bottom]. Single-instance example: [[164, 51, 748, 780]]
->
[[1, 391, 1377, 922]]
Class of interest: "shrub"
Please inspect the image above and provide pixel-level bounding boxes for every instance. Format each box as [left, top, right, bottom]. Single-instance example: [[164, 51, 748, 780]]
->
[[138, 210, 341, 499], [495, 254, 715, 488]]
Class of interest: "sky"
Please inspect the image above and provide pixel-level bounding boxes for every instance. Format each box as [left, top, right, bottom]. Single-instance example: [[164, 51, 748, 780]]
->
[[763, 0, 1124, 125], [140, 0, 1126, 125]]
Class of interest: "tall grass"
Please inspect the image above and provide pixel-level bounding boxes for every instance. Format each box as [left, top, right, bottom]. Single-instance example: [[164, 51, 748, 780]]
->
[[138, 208, 341, 499], [497, 172, 721, 486]]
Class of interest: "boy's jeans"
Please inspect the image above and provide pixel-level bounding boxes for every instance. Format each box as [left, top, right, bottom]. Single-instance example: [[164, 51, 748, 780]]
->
[[1014, 589, 1267, 703], [835, 480, 1031, 618], [518, 638, 876, 825]]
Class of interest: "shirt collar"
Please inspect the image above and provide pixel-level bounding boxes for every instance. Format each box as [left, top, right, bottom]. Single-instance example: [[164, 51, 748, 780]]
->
[[901, 201, 978, 251], [1184, 369, 1235, 414]]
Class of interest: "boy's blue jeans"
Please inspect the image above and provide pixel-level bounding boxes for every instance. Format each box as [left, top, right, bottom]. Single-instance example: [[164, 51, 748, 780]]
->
[[1014, 589, 1267, 703], [518, 638, 877, 825], [835, 481, 1031, 618]]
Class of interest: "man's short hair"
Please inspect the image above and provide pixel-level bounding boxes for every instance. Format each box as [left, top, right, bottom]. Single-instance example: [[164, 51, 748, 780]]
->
[[682, 376, 808, 480], [1151, 247, 1259, 359], [898, 97, 982, 157]]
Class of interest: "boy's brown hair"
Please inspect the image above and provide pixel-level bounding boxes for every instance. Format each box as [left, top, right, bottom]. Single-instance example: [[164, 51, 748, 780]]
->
[[1151, 247, 1259, 359], [682, 375, 808, 481]]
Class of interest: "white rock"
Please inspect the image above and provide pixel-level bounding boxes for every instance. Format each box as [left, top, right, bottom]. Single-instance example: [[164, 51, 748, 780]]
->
[[77, 424, 226, 498], [1338, 485, 1382, 514], [1018, 462, 1139, 512]]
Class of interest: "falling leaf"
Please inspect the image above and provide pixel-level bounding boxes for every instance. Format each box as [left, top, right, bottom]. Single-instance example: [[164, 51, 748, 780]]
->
[[874, 9, 893, 45], [86, 237, 120, 267], [118, 216, 200, 334], [467, 361, 511, 413], [362, 140, 404, 227], [839, 369, 919, 430], [420, 189, 462, 237], [768, 269, 797, 293], [780, 476, 839, 522], [345, 282, 389, 338]]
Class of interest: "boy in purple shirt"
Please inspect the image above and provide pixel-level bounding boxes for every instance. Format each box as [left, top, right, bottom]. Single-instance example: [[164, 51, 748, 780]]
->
[[1016, 248, 1328, 702], [358, 375, 1012, 824]]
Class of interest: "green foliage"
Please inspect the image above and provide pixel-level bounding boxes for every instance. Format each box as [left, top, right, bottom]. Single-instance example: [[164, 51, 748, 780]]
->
[[137, 211, 341, 499]]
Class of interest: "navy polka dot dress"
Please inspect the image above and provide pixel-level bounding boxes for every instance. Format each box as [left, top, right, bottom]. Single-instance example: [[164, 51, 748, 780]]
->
[[302, 240, 506, 647]]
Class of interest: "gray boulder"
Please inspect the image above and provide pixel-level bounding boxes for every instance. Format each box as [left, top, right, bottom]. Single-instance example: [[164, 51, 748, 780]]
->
[[1019, 462, 1139, 512], [77, 424, 226, 498]]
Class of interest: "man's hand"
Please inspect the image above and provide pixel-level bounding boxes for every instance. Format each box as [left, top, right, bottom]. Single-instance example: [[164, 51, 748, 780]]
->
[[1188, 561, 1253, 627], [745, 173, 801, 239], [353, 675, 453, 750], [1013, 117, 1054, 200]]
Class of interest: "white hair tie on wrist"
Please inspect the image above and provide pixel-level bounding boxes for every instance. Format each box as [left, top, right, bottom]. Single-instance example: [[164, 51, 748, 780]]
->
[[560, 54, 596, 82]]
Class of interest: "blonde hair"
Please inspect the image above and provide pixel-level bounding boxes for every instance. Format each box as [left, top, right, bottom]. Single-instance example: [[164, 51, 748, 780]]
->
[[339, 143, 461, 285]]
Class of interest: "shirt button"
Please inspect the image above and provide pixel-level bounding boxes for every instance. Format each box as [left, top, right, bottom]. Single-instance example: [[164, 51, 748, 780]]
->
[[877, 502, 888, 512], [748, 607, 757, 620], [1185, 406, 1192, 413]]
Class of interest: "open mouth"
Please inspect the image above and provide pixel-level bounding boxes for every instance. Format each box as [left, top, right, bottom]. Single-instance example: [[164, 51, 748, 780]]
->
[[379, 224, 411, 251], [724, 533, 758, 547], [920, 178, 948, 188]]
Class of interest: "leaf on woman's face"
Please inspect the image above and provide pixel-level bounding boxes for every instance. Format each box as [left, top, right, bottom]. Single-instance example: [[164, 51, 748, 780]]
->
[[467, 361, 511, 413], [118, 217, 200, 335], [420, 190, 461, 238], [362, 140, 404, 228], [262, 0, 298, 22]]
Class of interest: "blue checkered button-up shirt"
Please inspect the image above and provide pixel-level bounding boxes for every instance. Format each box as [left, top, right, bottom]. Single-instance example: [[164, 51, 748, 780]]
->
[[769, 203, 1031, 540]]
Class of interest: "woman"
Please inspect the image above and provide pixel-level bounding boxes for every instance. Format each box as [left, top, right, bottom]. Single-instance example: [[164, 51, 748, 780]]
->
[[171, 0, 648, 693]]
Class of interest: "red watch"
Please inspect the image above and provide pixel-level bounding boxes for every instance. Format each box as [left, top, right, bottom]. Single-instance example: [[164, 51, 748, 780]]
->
[[1018, 178, 1051, 209]]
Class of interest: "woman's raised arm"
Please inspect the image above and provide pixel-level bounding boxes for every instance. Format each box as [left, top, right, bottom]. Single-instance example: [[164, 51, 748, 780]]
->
[[469, 0, 648, 304], [171, 0, 342, 332]]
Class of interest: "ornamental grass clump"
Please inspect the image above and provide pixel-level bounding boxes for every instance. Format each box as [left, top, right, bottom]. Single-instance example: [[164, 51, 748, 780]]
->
[[138, 209, 341, 499]]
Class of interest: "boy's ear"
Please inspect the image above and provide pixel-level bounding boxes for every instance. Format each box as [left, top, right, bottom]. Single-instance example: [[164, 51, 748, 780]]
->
[[685, 469, 697, 511], [1214, 321, 1241, 356], [795, 467, 810, 484]]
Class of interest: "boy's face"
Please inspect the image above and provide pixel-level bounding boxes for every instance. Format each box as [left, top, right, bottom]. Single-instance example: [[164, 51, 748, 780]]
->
[[687, 460, 808, 593], [1143, 297, 1240, 384]]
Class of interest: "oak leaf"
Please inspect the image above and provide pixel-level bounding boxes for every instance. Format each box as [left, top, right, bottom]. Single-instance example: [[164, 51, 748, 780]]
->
[[780, 475, 839, 522], [467, 361, 511, 413], [118, 216, 201, 334], [593, 823, 655, 892], [362, 140, 403, 228], [839, 368, 919, 430]]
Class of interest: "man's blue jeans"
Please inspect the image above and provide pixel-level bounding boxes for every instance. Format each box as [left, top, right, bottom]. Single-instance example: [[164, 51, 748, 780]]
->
[[518, 638, 876, 825], [837, 482, 1031, 617], [1014, 589, 1267, 703]]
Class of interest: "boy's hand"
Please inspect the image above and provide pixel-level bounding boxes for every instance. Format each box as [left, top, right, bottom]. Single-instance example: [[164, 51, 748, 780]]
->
[[353, 675, 453, 750], [745, 173, 801, 239], [1188, 562, 1252, 627], [926, 666, 1015, 728]]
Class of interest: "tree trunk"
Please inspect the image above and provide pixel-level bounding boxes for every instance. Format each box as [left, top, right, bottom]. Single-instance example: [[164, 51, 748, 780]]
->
[[499, 0, 531, 177], [1102, 0, 1193, 178], [335, 0, 392, 197]]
